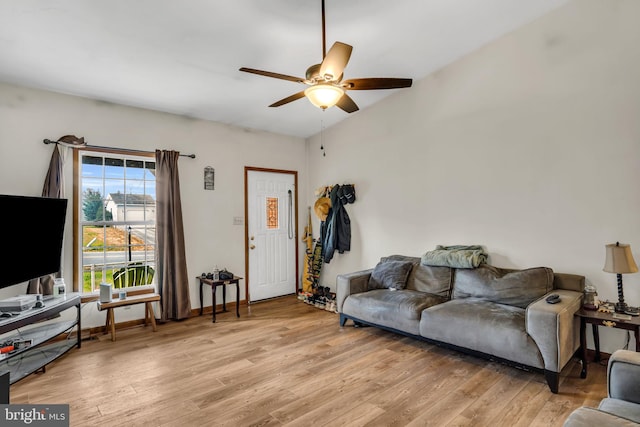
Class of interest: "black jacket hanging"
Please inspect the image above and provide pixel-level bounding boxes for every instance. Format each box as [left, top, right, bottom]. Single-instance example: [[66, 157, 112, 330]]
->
[[323, 184, 351, 263]]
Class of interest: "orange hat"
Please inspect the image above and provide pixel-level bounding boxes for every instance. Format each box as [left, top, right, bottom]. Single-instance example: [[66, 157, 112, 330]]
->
[[313, 197, 331, 221]]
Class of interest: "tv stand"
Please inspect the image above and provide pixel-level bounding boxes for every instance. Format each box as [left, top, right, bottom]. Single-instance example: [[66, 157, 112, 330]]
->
[[0, 293, 81, 388]]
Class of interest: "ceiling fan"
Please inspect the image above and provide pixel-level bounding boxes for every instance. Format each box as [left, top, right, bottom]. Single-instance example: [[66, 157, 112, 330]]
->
[[239, 0, 412, 113]]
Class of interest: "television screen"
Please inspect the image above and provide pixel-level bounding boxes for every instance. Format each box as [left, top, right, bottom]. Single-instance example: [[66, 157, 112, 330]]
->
[[0, 195, 68, 289]]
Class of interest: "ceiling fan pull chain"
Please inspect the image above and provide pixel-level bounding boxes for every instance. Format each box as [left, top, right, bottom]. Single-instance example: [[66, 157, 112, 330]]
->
[[320, 119, 326, 157]]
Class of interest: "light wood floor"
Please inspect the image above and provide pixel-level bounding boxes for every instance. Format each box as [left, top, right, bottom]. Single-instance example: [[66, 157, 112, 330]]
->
[[11, 296, 607, 426]]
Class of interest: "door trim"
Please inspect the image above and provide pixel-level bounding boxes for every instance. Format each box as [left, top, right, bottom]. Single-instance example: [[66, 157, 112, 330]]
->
[[244, 167, 299, 302]]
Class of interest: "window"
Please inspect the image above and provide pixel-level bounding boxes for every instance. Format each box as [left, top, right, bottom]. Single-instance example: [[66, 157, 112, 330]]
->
[[76, 151, 156, 293], [266, 197, 279, 229]]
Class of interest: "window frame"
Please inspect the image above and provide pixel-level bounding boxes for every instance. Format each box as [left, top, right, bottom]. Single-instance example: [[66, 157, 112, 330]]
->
[[73, 148, 157, 294]]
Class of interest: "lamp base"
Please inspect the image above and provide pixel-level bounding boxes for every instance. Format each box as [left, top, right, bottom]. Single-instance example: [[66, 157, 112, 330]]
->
[[615, 301, 629, 313]]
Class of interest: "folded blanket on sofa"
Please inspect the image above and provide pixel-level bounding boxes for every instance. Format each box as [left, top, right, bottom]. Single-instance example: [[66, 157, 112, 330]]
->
[[421, 245, 487, 269]]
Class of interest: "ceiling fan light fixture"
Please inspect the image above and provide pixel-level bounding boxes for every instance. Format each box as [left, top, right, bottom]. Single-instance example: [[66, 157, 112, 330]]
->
[[304, 84, 344, 110], [239, 1, 411, 113]]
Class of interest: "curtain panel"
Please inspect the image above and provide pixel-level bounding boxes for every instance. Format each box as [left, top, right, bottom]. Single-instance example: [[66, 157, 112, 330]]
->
[[155, 150, 191, 320], [28, 144, 64, 295]]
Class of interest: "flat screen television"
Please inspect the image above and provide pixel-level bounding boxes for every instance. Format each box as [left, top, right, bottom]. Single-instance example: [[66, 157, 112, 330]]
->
[[0, 195, 68, 289]]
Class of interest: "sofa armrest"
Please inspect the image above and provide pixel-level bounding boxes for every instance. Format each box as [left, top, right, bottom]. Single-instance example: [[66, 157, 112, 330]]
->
[[526, 289, 583, 372], [608, 350, 640, 404], [336, 269, 373, 313], [563, 407, 638, 427]]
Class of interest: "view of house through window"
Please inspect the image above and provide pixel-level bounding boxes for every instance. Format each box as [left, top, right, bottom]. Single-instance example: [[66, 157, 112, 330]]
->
[[78, 152, 156, 293]]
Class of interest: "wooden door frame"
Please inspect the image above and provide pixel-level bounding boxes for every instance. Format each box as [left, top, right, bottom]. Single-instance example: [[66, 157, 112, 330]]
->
[[244, 167, 299, 302]]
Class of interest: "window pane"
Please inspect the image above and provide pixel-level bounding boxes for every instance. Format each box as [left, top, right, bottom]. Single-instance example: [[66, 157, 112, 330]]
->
[[104, 226, 128, 250], [125, 179, 147, 197], [81, 156, 103, 176], [82, 225, 106, 292], [145, 161, 156, 178], [108, 252, 128, 267], [146, 182, 156, 198], [145, 226, 156, 248], [105, 179, 125, 198], [81, 187, 109, 222], [83, 225, 105, 251], [126, 160, 145, 181], [266, 197, 278, 229], [104, 158, 125, 179], [123, 192, 155, 223], [81, 179, 103, 194]]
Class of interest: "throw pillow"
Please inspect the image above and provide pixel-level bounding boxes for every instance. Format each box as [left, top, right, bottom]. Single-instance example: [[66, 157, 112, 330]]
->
[[453, 265, 554, 309], [368, 260, 414, 290], [380, 255, 452, 296]]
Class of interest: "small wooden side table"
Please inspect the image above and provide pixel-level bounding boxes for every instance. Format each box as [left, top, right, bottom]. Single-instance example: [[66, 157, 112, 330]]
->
[[197, 276, 242, 323], [97, 293, 160, 342], [576, 308, 640, 379]]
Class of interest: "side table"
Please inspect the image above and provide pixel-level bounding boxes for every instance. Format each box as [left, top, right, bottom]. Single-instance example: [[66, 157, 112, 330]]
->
[[197, 276, 242, 323], [97, 293, 160, 341], [576, 308, 640, 379]]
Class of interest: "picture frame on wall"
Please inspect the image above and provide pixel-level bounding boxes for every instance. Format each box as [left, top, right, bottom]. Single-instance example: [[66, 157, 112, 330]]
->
[[204, 166, 215, 190]]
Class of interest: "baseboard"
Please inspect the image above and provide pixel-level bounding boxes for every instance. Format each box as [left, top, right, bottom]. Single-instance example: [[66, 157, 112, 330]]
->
[[191, 300, 247, 316]]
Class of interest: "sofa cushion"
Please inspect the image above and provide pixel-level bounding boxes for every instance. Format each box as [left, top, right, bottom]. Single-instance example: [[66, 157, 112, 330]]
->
[[419, 298, 544, 369], [599, 398, 640, 424], [380, 255, 452, 297], [368, 260, 413, 290], [453, 264, 554, 309], [343, 289, 445, 336]]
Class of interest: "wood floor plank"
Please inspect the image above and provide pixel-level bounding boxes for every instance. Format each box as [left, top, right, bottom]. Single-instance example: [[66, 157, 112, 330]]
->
[[403, 363, 510, 426], [8, 296, 607, 426], [450, 368, 533, 426], [488, 379, 551, 427]]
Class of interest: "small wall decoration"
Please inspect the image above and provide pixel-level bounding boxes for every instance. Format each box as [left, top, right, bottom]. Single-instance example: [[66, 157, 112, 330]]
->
[[204, 166, 215, 190]]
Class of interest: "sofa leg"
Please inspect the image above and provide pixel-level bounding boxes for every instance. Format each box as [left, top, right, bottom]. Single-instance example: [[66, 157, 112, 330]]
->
[[544, 370, 559, 394], [339, 313, 348, 327]]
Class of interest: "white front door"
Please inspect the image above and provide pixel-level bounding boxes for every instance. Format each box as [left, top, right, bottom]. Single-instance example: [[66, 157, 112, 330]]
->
[[246, 169, 297, 302]]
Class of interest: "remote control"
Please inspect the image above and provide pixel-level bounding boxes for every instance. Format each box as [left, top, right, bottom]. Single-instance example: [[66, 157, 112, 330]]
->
[[546, 294, 561, 304]]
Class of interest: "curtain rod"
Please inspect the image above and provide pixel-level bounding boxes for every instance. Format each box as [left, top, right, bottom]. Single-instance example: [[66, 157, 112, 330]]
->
[[43, 139, 196, 159]]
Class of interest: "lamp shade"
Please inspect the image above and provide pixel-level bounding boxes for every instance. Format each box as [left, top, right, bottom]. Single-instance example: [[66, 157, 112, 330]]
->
[[304, 84, 344, 110], [603, 242, 639, 274]]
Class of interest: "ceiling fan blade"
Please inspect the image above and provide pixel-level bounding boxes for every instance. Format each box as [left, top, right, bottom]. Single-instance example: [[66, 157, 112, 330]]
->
[[269, 91, 306, 108], [336, 93, 359, 113], [239, 67, 304, 83], [319, 42, 353, 81], [342, 78, 413, 90]]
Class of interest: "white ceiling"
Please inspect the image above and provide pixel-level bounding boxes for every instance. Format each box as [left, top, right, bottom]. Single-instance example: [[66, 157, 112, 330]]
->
[[0, 0, 567, 139]]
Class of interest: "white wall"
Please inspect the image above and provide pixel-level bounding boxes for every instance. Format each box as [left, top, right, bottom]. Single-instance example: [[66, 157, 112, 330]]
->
[[0, 83, 306, 328], [307, 0, 640, 353]]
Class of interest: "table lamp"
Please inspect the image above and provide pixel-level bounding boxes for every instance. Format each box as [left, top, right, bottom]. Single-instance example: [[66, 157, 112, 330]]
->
[[603, 242, 639, 315]]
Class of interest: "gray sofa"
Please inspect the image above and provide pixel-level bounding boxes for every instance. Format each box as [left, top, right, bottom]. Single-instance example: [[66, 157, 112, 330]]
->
[[564, 350, 640, 426], [337, 255, 585, 393]]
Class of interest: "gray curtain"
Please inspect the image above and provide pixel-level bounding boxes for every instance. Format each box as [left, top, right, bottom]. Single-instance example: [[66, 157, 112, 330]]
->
[[28, 144, 64, 295], [155, 150, 191, 320]]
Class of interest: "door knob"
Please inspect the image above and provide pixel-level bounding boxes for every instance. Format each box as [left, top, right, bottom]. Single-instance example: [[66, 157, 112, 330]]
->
[[250, 235, 255, 240], [250, 244, 256, 250]]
